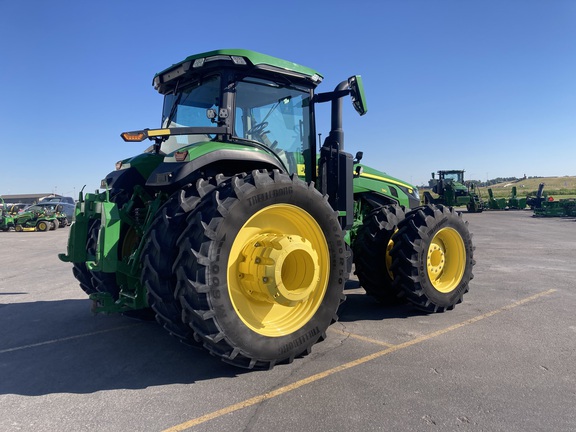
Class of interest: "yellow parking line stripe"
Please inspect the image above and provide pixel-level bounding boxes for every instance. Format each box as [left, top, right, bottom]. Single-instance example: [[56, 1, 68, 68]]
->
[[163, 289, 556, 432]]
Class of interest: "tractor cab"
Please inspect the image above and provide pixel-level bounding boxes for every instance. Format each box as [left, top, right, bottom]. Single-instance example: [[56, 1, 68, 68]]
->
[[431, 170, 468, 196], [120, 51, 364, 184], [117, 49, 367, 227]]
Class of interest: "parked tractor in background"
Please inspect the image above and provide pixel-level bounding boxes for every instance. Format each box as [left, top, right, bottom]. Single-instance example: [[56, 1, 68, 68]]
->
[[0, 197, 15, 231], [60, 49, 475, 369], [13, 206, 59, 232], [424, 170, 483, 213], [28, 202, 72, 227]]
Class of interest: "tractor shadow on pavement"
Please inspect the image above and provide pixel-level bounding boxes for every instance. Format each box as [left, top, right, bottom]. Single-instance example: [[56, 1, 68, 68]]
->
[[338, 280, 429, 322], [0, 299, 245, 396], [0, 283, 425, 396]]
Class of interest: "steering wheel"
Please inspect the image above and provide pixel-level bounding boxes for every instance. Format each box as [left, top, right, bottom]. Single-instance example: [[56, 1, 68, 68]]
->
[[246, 122, 269, 137]]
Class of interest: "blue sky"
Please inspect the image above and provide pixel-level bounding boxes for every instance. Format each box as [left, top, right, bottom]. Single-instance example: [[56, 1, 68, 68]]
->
[[1, 0, 575, 195]]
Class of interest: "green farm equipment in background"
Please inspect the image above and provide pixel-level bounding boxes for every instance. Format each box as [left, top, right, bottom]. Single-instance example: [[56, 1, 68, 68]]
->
[[60, 49, 475, 369], [533, 198, 576, 217], [529, 183, 576, 217], [506, 186, 527, 210], [423, 170, 484, 213], [486, 189, 506, 210], [486, 186, 527, 210], [526, 183, 547, 209], [13, 206, 59, 232], [0, 197, 15, 231], [28, 203, 71, 227]]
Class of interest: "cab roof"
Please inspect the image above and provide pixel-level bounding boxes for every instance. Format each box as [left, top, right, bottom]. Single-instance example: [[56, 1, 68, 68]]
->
[[153, 49, 323, 93]]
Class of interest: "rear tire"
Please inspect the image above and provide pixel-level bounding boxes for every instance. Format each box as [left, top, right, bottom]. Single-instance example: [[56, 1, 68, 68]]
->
[[141, 176, 225, 345], [175, 170, 346, 369], [352, 204, 406, 304], [87, 220, 121, 299], [72, 263, 98, 295], [391, 204, 475, 312], [71, 220, 101, 296]]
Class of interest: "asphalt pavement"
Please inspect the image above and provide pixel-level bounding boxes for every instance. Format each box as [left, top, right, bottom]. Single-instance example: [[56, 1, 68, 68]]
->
[[1, 210, 575, 432]]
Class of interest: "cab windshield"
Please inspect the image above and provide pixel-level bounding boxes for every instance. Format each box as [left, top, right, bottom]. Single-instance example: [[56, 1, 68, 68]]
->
[[159, 75, 221, 154], [443, 172, 464, 183], [234, 78, 311, 173], [157, 74, 312, 174]]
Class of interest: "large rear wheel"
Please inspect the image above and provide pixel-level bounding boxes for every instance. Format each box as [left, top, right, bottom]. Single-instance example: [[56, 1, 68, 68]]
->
[[352, 204, 406, 304], [140, 176, 224, 344], [391, 204, 475, 312], [175, 170, 346, 369]]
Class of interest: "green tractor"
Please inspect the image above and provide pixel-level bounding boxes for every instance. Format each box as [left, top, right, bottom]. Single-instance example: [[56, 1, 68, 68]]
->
[[60, 49, 475, 369], [0, 197, 15, 231], [424, 170, 484, 213], [13, 205, 59, 232]]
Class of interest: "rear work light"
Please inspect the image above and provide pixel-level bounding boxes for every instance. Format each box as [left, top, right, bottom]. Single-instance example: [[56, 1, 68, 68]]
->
[[174, 151, 188, 162]]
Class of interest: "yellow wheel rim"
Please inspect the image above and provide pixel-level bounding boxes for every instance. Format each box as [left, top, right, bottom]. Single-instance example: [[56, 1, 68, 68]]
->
[[37, 222, 47, 231], [228, 204, 329, 337], [426, 227, 466, 293], [385, 228, 399, 280]]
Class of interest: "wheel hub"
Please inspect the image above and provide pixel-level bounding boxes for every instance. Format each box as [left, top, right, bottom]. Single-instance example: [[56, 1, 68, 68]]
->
[[238, 233, 320, 307], [426, 227, 466, 293], [427, 243, 445, 275]]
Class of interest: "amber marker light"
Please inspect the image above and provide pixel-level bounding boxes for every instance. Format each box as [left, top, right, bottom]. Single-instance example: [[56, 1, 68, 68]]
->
[[121, 131, 146, 142]]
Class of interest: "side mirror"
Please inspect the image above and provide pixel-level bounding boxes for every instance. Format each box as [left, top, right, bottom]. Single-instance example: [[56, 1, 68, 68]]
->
[[354, 151, 363, 163], [348, 75, 368, 116]]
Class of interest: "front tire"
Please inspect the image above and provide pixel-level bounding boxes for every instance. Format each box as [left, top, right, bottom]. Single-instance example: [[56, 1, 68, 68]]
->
[[391, 204, 475, 312], [175, 170, 346, 369]]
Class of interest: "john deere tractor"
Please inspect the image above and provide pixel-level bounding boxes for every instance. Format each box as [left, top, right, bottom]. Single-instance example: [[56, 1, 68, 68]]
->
[[13, 205, 59, 232], [424, 170, 484, 213], [0, 197, 15, 231], [60, 49, 474, 369]]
